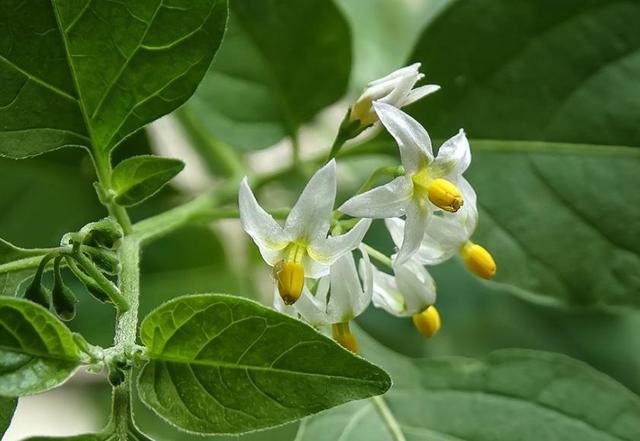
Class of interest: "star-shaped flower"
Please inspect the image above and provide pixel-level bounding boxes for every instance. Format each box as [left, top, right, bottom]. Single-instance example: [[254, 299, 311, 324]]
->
[[239, 160, 371, 304], [340, 102, 473, 264]]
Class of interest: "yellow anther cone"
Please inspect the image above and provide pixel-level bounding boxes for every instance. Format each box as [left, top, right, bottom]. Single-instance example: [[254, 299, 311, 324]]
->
[[276, 261, 304, 305], [332, 322, 359, 353], [427, 178, 463, 212], [412, 305, 441, 338], [461, 242, 496, 279]]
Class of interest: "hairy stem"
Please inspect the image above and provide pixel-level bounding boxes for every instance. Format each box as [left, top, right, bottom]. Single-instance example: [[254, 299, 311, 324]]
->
[[93, 153, 133, 234], [371, 395, 407, 441], [114, 237, 140, 349]]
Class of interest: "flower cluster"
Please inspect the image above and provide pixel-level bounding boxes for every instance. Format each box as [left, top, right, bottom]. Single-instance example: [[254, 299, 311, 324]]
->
[[239, 64, 495, 352]]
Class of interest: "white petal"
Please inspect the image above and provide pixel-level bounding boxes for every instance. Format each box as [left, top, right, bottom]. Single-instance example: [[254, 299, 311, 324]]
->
[[307, 218, 372, 265], [326, 246, 372, 322], [339, 176, 412, 219], [294, 283, 330, 327], [432, 129, 471, 177], [384, 217, 404, 250], [395, 201, 429, 265], [373, 102, 433, 172], [238, 177, 289, 264], [301, 254, 330, 279], [393, 258, 436, 314], [285, 160, 336, 242], [370, 265, 406, 317], [272, 284, 297, 317], [368, 63, 421, 86], [377, 75, 421, 107], [399, 84, 441, 107]]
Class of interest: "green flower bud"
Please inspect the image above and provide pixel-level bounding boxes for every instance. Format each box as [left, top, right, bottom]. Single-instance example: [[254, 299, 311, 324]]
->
[[52, 256, 78, 321], [81, 218, 123, 249], [24, 254, 53, 309], [82, 247, 120, 275]]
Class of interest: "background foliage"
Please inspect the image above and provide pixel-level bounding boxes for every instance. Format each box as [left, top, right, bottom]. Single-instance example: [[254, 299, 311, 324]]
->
[[1, 0, 639, 440]]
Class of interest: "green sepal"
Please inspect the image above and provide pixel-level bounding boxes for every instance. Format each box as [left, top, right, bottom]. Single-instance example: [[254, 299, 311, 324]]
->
[[51, 256, 77, 321], [82, 247, 120, 275], [64, 256, 111, 304], [111, 155, 185, 207], [23, 254, 53, 309], [80, 218, 123, 250]]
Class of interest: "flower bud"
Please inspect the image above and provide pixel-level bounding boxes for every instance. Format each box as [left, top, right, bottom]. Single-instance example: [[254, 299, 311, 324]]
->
[[81, 218, 123, 249], [461, 242, 496, 279], [332, 322, 359, 353], [427, 178, 463, 212], [52, 257, 77, 321], [275, 261, 304, 305], [412, 305, 441, 338], [24, 255, 53, 309], [82, 247, 120, 275]]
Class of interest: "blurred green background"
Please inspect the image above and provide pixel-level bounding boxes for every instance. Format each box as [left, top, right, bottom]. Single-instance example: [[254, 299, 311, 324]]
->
[[2, 0, 639, 439]]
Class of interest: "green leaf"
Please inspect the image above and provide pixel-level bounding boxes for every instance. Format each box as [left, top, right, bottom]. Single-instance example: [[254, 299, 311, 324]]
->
[[137, 294, 390, 434], [0, 397, 17, 438], [296, 328, 640, 441], [112, 155, 185, 206], [0, 297, 82, 396], [409, 0, 640, 147], [0, 239, 51, 297], [0, 0, 227, 157], [467, 142, 640, 309], [183, 0, 351, 152]]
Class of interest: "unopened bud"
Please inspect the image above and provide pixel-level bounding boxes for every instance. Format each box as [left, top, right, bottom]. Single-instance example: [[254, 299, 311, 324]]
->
[[412, 305, 441, 338], [275, 261, 304, 305], [427, 178, 463, 212], [24, 254, 53, 309], [332, 322, 359, 353], [52, 256, 77, 321], [461, 242, 496, 279]]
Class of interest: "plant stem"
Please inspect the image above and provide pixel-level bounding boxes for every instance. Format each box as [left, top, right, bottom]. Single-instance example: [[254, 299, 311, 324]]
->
[[133, 191, 289, 245], [176, 108, 245, 178], [110, 378, 133, 438], [93, 153, 133, 234], [114, 237, 140, 349], [363, 244, 393, 269], [371, 395, 407, 441], [75, 251, 129, 312]]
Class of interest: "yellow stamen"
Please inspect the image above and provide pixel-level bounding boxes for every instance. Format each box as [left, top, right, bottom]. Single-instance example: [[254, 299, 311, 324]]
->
[[460, 241, 496, 279], [412, 305, 441, 338], [332, 322, 359, 353], [275, 261, 304, 305], [426, 178, 463, 212]]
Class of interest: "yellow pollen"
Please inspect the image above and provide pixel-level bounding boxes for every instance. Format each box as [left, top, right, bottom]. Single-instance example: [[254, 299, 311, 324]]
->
[[332, 322, 359, 353], [460, 241, 496, 279], [426, 178, 463, 212], [275, 261, 304, 305], [412, 305, 441, 338]]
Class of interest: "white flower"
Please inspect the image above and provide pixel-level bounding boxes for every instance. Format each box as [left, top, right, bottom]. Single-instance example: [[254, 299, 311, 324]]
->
[[385, 178, 478, 265], [273, 246, 373, 352], [349, 63, 440, 126], [385, 179, 496, 279], [370, 258, 436, 317], [340, 102, 473, 265], [294, 245, 373, 326], [239, 160, 372, 304], [370, 256, 441, 338]]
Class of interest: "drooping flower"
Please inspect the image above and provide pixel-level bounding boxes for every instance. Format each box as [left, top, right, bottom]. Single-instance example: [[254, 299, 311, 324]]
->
[[349, 63, 440, 127], [369, 256, 441, 338], [340, 102, 473, 264], [385, 178, 496, 279], [290, 246, 373, 352], [239, 160, 371, 305]]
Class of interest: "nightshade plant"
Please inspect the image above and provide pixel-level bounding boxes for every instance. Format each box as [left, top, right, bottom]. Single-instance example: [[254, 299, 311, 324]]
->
[[1, 1, 640, 441]]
